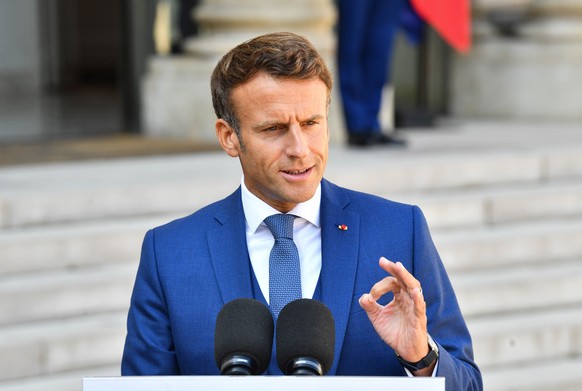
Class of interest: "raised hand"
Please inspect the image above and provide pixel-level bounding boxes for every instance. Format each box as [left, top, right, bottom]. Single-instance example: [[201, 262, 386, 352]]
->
[[359, 257, 433, 375]]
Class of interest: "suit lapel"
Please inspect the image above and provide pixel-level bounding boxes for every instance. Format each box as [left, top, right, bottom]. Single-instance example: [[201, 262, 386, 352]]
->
[[207, 188, 254, 304], [319, 180, 360, 374]]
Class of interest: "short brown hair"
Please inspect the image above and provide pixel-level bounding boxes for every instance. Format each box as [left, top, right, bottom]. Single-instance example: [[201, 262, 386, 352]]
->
[[211, 32, 333, 134]]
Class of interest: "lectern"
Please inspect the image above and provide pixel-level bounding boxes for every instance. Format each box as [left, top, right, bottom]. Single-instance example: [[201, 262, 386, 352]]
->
[[83, 376, 445, 391]]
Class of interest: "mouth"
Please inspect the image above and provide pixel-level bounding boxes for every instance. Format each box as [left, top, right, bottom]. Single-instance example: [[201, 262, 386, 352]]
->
[[283, 167, 311, 175], [280, 166, 314, 181]]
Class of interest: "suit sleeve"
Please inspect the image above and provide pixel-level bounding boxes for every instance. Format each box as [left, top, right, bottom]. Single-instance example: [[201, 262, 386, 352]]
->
[[121, 229, 180, 375], [412, 205, 483, 390]]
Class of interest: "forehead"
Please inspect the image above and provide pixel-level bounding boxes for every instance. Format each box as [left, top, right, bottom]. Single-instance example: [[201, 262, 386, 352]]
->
[[231, 73, 328, 116], [236, 72, 326, 94]]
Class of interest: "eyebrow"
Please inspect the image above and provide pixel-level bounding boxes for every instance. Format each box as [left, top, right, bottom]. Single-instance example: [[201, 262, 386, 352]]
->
[[253, 114, 325, 131]]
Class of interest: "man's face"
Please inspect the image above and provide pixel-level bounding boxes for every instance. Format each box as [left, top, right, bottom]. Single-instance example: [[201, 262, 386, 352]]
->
[[217, 72, 329, 213]]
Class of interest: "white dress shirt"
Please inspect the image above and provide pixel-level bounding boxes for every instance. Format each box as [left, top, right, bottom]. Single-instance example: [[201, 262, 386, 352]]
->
[[241, 178, 322, 303]]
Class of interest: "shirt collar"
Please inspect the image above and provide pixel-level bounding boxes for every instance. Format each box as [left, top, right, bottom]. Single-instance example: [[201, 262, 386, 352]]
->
[[241, 177, 321, 234]]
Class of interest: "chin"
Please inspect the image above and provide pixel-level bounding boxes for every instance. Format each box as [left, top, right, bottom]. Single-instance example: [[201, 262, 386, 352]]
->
[[288, 190, 317, 204]]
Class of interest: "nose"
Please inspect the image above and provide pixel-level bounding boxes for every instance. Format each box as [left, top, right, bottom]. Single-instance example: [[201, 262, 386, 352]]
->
[[286, 125, 309, 158]]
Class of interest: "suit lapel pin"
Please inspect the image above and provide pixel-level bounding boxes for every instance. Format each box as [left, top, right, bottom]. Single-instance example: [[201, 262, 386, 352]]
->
[[338, 224, 348, 231]]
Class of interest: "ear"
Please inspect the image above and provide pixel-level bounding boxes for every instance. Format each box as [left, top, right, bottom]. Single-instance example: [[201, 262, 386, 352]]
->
[[216, 119, 241, 157]]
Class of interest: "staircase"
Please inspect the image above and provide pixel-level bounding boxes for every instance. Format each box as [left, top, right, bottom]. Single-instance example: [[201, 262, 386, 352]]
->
[[1, 120, 581, 390]]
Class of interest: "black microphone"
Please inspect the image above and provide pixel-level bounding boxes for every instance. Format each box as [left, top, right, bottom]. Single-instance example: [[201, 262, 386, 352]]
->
[[276, 299, 335, 376], [214, 298, 274, 375]]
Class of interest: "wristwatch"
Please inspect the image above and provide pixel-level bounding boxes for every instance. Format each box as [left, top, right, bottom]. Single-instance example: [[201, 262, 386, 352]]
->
[[396, 334, 439, 372]]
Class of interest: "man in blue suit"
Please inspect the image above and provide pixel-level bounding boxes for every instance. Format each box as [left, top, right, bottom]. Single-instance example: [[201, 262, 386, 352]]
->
[[122, 32, 482, 390]]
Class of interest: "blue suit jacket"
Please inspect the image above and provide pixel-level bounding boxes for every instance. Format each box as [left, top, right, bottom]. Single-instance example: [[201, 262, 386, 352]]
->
[[122, 179, 482, 390]]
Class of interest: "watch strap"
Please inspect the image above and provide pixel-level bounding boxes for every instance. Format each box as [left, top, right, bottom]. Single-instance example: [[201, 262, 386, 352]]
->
[[396, 334, 439, 372]]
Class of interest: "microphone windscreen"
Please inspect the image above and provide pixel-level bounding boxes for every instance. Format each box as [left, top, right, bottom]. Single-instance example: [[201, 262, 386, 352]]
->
[[214, 298, 274, 374], [276, 299, 335, 375]]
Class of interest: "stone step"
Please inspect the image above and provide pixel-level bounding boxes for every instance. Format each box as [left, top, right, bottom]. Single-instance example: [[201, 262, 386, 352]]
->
[[467, 305, 582, 370], [451, 259, 582, 317], [0, 366, 118, 391], [482, 357, 582, 391], [2, 145, 582, 229], [326, 144, 582, 196], [0, 313, 125, 382], [2, 218, 582, 325], [0, 154, 241, 229], [395, 179, 582, 230], [2, 232, 581, 330], [3, 181, 582, 276], [1, 303, 579, 383], [3, 359, 582, 391], [0, 263, 136, 326], [434, 218, 582, 272], [0, 216, 171, 276], [2, 122, 581, 391]]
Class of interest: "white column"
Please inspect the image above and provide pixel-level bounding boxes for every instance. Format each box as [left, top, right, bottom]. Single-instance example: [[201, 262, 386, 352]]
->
[[451, 0, 582, 121], [142, 0, 343, 142], [186, 0, 335, 58]]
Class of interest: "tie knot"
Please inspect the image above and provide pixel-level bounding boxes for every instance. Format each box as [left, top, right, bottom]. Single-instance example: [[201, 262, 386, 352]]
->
[[264, 214, 296, 240]]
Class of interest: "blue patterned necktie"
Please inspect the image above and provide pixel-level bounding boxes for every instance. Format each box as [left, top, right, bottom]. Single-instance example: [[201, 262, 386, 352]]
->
[[264, 213, 302, 318]]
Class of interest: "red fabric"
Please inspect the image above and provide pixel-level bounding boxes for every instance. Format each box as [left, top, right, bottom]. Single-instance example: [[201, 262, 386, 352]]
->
[[410, 0, 471, 53]]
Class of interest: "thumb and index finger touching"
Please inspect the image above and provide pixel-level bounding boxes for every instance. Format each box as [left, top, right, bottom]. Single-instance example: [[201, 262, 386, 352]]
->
[[359, 257, 424, 311]]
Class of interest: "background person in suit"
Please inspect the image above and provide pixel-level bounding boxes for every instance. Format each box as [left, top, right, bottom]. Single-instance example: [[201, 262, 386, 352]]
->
[[121, 32, 482, 390], [336, 0, 409, 146]]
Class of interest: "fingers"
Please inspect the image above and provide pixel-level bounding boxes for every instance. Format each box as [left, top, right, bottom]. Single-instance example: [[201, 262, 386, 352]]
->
[[381, 258, 427, 319], [358, 293, 378, 313], [359, 257, 429, 360], [358, 274, 392, 310], [358, 257, 426, 314], [369, 275, 401, 301], [379, 257, 422, 297]]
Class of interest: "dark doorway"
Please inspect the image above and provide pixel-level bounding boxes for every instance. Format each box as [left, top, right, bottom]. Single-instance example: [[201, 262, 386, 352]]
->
[[0, 0, 150, 144], [39, 0, 126, 139]]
